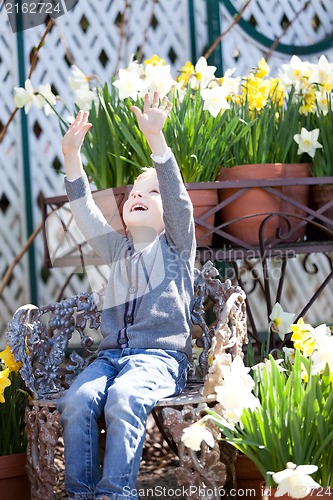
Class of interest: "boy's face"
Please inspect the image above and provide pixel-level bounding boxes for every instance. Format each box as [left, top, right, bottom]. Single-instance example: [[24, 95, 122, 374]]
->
[[123, 174, 165, 235]]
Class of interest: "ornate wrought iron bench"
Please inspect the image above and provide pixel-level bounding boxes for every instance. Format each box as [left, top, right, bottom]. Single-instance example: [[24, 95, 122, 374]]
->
[[6, 260, 247, 500]]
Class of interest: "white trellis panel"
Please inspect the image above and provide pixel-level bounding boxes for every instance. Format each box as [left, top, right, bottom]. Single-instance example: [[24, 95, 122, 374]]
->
[[0, 11, 30, 341], [218, 0, 333, 77], [193, 0, 209, 58]]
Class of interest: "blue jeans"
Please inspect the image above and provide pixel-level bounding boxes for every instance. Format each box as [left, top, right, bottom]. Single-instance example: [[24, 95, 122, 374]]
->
[[57, 348, 189, 500]]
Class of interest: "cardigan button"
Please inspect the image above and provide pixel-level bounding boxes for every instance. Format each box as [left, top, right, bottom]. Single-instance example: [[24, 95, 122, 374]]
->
[[129, 287, 136, 294]]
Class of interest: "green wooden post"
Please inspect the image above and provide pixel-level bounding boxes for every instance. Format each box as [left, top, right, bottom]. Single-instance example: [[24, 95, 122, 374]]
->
[[15, 9, 38, 305], [188, 0, 197, 64], [206, 0, 223, 74]]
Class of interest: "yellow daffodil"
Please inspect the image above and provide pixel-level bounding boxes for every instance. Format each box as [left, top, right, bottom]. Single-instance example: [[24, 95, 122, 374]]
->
[[243, 76, 270, 111], [299, 86, 317, 115], [268, 77, 285, 105], [0, 345, 22, 372], [144, 54, 165, 66], [177, 61, 195, 86], [290, 318, 317, 357], [256, 58, 270, 79], [0, 368, 11, 403], [0, 348, 28, 454]]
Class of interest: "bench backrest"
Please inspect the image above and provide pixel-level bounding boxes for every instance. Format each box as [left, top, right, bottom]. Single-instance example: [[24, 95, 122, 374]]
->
[[6, 260, 247, 400]]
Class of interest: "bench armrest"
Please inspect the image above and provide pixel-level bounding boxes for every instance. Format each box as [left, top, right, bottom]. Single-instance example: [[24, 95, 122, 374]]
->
[[7, 292, 101, 400]]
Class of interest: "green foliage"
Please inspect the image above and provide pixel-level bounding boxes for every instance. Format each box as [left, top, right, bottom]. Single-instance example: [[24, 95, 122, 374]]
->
[[208, 351, 333, 487], [311, 94, 333, 176], [163, 88, 252, 182], [81, 83, 253, 187], [0, 369, 28, 456], [81, 83, 148, 189], [223, 86, 310, 167]]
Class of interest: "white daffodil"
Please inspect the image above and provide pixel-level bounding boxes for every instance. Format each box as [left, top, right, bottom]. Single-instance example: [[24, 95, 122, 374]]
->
[[68, 65, 90, 92], [222, 355, 255, 389], [252, 358, 286, 376], [74, 87, 98, 112], [181, 417, 215, 451], [278, 55, 312, 90], [113, 68, 145, 100], [272, 462, 320, 498], [141, 63, 177, 97], [127, 58, 145, 78], [293, 127, 323, 158], [308, 55, 333, 87], [311, 335, 333, 378], [312, 323, 332, 344], [38, 83, 57, 115], [14, 78, 43, 113], [190, 56, 217, 90], [315, 90, 329, 116], [215, 377, 259, 425], [200, 84, 230, 117], [282, 346, 295, 363], [221, 68, 241, 96], [269, 303, 295, 341]]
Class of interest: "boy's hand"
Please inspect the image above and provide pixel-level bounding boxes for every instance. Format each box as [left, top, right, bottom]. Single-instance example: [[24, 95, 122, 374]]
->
[[62, 110, 92, 158], [130, 92, 172, 137], [131, 92, 172, 156]]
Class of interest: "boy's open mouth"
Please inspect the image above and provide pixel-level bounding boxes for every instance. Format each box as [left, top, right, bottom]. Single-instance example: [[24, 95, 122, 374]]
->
[[130, 203, 148, 212]]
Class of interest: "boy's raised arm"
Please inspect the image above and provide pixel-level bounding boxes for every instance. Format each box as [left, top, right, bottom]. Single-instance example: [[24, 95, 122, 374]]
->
[[130, 92, 172, 157], [131, 92, 196, 258], [62, 110, 92, 180]]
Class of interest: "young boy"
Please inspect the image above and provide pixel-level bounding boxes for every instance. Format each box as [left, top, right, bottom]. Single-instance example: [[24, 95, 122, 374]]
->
[[58, 91, 196, 500]]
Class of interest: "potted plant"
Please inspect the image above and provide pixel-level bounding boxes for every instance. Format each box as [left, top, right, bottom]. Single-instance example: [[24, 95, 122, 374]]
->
[[0, 345, 30, 499], [181, 317, 333, 498], [215, 56, 328, 246]]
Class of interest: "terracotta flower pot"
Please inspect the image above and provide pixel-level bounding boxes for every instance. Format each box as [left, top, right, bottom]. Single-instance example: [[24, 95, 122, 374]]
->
[[188, 188, 218, 247], [0, 453, 31, 500], [235, 454, 264, 500], [217, 163, 311, 245], [307, 184, 333, 240]]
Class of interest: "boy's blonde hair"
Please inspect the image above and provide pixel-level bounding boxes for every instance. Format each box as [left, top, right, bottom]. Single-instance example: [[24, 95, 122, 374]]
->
[[134, 167, 157, 183]]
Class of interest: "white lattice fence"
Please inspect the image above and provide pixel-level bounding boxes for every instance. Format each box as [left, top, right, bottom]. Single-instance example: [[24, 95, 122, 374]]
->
[[218, 0, 333, 76], [0, 10, 30, 341]]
